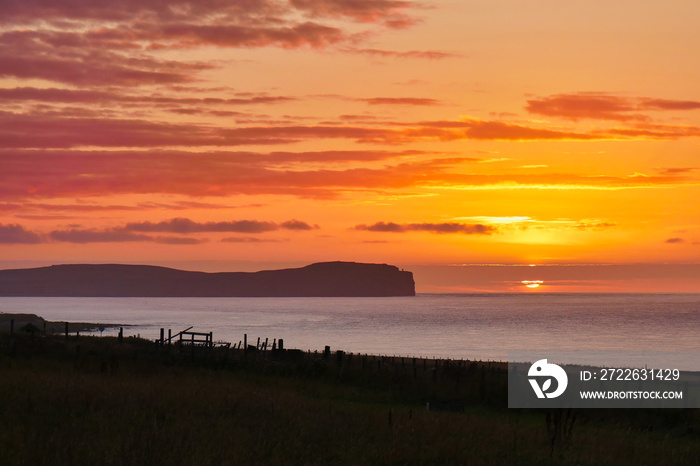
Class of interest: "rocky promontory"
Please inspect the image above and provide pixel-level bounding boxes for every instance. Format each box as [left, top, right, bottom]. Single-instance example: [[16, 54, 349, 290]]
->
[[0, 262, 416, 297]]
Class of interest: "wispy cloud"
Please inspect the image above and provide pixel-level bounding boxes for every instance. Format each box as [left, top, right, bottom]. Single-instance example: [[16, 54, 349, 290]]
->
[[1, 149, 695, 201], [221, 237, 287, 243], [0, 216, 318, 245], [343, 48, 458, 59], [656, 167, 699, 176], [0, 87, 296, 108], [527, 93, 700, 121], [123, 218, 317, 233], [49, 229, 207, 244], [0, 113, 618, 150], [353, 222, 496, 234], [526, 93, 646, 121], [0, 0, 421, 87], [290, 0, 418, 29], [0, 201, 258, 213], [452, 216, 616, 231], [359, 97, 441, 106]]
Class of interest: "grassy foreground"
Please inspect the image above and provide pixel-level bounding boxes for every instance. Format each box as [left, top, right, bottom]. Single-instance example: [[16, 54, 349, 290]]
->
[[0, 333, 698, 465]]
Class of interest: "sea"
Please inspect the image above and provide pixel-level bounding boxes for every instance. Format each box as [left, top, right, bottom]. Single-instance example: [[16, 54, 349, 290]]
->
[[1, 293, 698, 369]]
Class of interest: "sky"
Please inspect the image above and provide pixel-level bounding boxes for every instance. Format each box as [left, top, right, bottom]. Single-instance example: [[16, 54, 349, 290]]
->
[[1, 0, 699, 292]]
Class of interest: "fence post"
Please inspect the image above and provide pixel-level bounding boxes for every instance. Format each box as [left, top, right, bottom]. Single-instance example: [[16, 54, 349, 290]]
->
[[9, 319, 14, 336], [160, 328, 164, 347], [65, 322, 69, 340], [118, 327, 123, 344], [278, 339, 284, 351]]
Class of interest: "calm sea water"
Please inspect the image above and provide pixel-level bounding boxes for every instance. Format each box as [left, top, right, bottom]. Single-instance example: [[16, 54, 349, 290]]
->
[[1, 294, 698, 368]]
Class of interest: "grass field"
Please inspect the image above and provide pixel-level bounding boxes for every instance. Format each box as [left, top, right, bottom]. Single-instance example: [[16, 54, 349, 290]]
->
[[1, 332, 698, 465]]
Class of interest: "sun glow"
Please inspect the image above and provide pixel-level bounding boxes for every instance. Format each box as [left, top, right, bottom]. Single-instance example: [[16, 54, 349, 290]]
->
[[522, 280, 544, 289]]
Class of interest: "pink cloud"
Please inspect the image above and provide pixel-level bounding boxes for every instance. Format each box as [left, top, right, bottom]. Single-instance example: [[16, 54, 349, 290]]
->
[[1, 149, 694, 201], [0, 87, 295, 107], [290, 0, 417, 28], [527, 93, 700, 121], [0, 30, 207, 86], [0, 203, 22, 212], [526, 94, 645, 121], [605, 124, 700, 139], [160, 22, 346, 48], [0, 223, 43, 244], [0, 0, 423, 87], [641, 99, 700, 111]]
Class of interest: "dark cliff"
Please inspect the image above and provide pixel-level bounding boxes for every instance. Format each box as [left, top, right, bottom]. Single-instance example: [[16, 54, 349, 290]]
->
[[0, 262, 415, 297]]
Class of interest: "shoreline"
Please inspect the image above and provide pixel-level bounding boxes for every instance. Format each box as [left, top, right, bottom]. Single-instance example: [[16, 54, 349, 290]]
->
[[0, 312, 126, 334]]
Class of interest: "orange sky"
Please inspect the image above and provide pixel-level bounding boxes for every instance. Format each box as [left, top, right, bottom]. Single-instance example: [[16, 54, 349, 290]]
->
[[1, 1, 699, 292]]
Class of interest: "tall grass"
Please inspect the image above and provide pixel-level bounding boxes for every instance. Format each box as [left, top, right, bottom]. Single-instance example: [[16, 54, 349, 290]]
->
[[0, 333, 698, 465]]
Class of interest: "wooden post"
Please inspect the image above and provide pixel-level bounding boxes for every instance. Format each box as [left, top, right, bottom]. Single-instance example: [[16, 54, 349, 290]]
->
[[244, 333, 247, 349], [209, 332, 213, 348], [278, 339, 284, 351], [118, 327, 123, 344], [272, 339, 277, 350], [324, 346, 331, 359], [9, 319, 14, 336], [160, 328, 165, 347], [65, 322, 69, 340], [263, 338, 268, 351], [168, 329, 172, 346], [256, 337, 261, 349]]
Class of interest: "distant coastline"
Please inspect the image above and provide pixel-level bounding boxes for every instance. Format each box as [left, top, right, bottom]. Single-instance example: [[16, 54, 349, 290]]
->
[[0, 261, 416, 297]]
